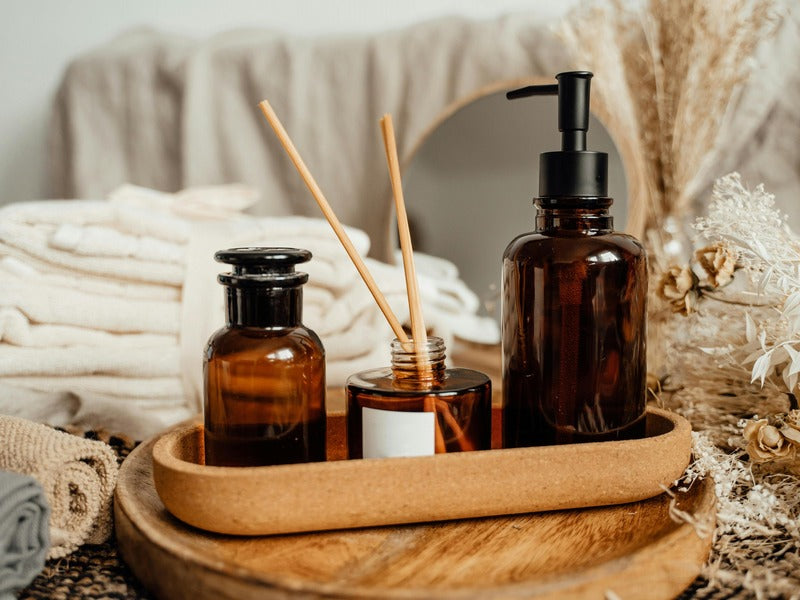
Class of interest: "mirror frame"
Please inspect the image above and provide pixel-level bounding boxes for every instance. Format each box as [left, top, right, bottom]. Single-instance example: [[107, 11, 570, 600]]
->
[[398, 77, 646, 238]]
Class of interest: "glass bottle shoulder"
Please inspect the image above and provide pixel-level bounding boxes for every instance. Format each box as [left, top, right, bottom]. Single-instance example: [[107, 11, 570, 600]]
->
[[503, 230, 646, 265], [205, 324, 324, 362], [347, 366, 490, 397]]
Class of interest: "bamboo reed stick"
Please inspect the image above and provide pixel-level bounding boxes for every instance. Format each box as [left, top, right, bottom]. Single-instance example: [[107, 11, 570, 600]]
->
[[380, 114, 427, 352], [435, 400, 474, 452], [258, 100, 409, 343], [381, 113, 451, 452], [424, 397, 447, 453]]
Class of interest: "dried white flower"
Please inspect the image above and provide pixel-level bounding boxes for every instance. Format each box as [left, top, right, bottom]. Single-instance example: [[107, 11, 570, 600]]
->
[[779, 409, 800, 446], [695, 173, 799, 300], [743, 418, 795, 462], [681, 432, 800, 597], [688, 173, 800, 398], [696, 243, 737, 287], [657, 265, 698, 314]]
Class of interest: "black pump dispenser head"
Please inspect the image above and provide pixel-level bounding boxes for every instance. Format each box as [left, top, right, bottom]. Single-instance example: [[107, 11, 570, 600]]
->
[[507, 71, 608, 198]]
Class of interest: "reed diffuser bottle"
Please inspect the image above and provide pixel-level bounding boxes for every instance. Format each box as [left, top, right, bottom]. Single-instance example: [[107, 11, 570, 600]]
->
[[346, 337, 491, 459], [204, 247, 326, 466], [502, 72, 647, 447], [345, 115, 491, 459]]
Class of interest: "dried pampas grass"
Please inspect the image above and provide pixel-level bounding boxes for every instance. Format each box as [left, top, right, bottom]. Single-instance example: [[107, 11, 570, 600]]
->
[[558, 0, 777, 238]]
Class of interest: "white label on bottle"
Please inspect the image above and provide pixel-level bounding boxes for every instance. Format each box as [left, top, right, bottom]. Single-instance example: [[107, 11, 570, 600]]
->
[[362, 407, 435, 459]]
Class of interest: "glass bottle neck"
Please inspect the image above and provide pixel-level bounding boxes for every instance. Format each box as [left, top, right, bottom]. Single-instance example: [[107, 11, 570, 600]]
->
[[391, 337, 446, 387], [225, 287, 302, 328], [535, 197, 614, 234]]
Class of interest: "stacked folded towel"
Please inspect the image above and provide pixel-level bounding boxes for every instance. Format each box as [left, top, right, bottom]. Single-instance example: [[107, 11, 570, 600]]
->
[[0, 185, 498, 437], [0, 415, 118, 560], [0, 470, 49, 598]]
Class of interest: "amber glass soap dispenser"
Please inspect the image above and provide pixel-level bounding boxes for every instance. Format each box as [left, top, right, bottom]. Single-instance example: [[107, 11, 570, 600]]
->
[[204, 247, 326, 466], [502, 72, 647, 447]]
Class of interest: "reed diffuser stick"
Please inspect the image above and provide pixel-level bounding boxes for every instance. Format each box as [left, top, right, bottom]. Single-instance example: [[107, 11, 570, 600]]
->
[[425, 397, 447, 453], [258, 100, 409, 343], [382, 114, 448, 453], [380, 114, 428, 351]]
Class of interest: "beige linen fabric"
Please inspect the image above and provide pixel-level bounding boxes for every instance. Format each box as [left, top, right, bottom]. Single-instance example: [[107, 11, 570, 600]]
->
[[49, 13, 800, 248], [49, 17, 569, 261]]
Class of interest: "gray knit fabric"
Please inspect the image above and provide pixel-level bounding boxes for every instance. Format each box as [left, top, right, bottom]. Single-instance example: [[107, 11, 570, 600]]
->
[[0, 470, 49, 599]]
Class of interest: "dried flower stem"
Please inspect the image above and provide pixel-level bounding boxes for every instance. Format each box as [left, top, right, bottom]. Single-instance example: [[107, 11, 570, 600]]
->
[[558, 0, 775, 236]]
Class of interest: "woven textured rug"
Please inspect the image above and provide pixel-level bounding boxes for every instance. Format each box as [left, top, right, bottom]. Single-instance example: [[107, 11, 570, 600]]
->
[[19, 430, 150, 600]]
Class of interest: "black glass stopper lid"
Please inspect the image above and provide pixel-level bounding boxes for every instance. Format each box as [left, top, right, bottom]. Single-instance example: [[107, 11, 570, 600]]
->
[[215, 247, 311, 288]]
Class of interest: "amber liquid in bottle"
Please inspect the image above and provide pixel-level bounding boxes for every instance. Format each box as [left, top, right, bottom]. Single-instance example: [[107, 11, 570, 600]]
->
[[204, 248, 326, 466], [502, 198, 647, 447], [346, 337, 491, 459]]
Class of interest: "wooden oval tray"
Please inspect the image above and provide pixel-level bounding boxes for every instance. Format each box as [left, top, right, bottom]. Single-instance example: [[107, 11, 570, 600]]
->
[[151, 406, 691, 536], [116, 425, 715, 600]]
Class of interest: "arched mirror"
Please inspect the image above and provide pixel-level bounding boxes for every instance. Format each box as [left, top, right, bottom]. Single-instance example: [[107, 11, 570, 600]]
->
[[402, 88, 628, 324]]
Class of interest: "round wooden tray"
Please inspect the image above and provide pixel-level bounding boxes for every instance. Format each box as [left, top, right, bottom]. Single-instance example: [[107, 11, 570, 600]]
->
[[116, 427, 716, 599]]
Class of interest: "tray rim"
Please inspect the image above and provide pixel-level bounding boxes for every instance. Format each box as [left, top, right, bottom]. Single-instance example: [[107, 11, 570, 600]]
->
[[152, 406, 692, 536], [156, 406, 686, 475]]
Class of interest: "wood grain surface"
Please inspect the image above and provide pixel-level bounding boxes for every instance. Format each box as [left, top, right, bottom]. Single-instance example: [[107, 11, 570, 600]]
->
[[117, 428, 716, 599]]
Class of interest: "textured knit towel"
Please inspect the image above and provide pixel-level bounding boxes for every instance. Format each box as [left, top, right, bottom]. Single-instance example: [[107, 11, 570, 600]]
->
[[0, 416, 118, 559], [0, 470, 49, 599]]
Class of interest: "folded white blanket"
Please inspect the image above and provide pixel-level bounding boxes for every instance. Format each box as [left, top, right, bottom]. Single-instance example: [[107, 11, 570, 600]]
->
[[0, 256, 180, 301], [0, 221, 185, 285], [0, 310, 174, 351], [0, 185, 499, 437], [0, 278, 180, 334], [0, 346, 180, 378]]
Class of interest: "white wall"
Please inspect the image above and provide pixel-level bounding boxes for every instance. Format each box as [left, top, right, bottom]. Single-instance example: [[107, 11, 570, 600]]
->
[[0, 0, 576, 204]]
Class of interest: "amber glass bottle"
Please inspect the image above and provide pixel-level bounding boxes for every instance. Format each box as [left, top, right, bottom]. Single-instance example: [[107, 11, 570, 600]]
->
[[346, 337, 491, 459], [502, 72, 647, 447], [204, 248, 326, 466], [502, 199, 647, 446]]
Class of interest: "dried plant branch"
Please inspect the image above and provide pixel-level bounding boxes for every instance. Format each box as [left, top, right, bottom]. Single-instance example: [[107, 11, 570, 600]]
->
[[647, 173, 800, 595], [557, 0, 776, 236], [680, 433, 800, 597]]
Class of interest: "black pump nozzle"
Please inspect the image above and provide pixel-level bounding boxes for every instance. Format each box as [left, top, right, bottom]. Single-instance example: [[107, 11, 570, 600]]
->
[[507, 71, 607, 198], [507, 71, 592, 151]]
